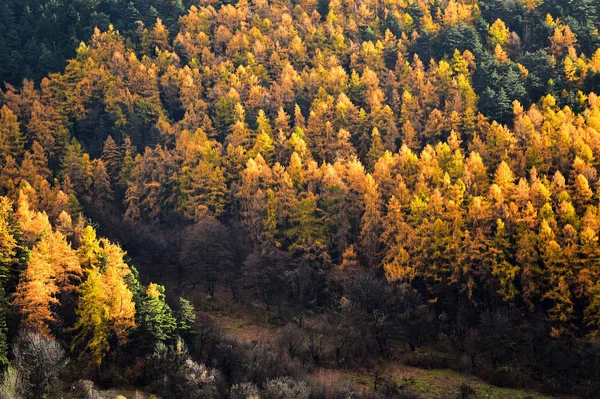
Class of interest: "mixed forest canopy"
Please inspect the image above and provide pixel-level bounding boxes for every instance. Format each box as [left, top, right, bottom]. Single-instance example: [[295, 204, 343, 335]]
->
[[1, 0, 600, 397]]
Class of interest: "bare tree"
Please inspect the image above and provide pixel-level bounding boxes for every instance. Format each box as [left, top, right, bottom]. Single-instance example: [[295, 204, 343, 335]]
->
[[180, 216, 235, 297], [12, 331, 68, 399]]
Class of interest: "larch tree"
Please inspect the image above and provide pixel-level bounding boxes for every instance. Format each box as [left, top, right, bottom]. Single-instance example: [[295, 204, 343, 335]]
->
[[489, 19, 510, 48], [359, 174, 383, 268], [90, 159, 114, 203], [73, 239, 136, 365], [72, 267, 110, 366], [491, 219, 520, 302], [366, 128, 385, 172], [15, 185, 52, 247], [0, 106, 26, 163], [100, 240, 136, 345], [14, 230, 81, 336], [101, 135, 123, 181], [0, 197, 19, 279], [78, 226, 103, 269], [286, 191, 326, 250], [0, 197, 19, 368]]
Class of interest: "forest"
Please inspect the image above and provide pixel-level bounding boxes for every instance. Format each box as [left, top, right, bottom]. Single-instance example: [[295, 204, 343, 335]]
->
[[1, 0, 600, 398]]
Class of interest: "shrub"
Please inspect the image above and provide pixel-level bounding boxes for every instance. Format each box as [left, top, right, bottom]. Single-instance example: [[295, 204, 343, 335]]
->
[[12, 331, 68, 399], [489, 366, 516, 388], [230, 382, 260, 399], [263, 377, 310, 399], [0, 366, 24, 399], [71, 380, 97, 399], [213, 340, 250, 385], [458, 382, 476, 399], [404, 349, 453, 370], [276, 323, 303, 360], [244, 343, 303, 385], [307, 378, 366, 399], [147, 338, 220, 399]]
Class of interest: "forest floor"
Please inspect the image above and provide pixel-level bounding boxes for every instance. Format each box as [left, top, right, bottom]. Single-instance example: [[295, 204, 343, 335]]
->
[[154, 278, 575, 399], [320, 366, 555, 399], [55, 285, 572, 399], [60, 388, 156, 398], [212, 310, 556, 399]]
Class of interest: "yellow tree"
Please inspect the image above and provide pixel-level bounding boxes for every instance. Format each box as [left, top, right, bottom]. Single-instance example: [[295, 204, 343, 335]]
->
[[72, 267, 110, 366], [493, 161, 516, 200], [0, 197, 18, 272], [13, 247, 57, 336], [100, 240, 136, 345], [13, 231, 81, 336], [359, 174, 383, 268], [0, 106, 26, 162], [78, 225, 102, 269], [382, 196, 414, 283], [73, 239, 136, 365], [16, 184, 52, 247], [549, 23, 577, 59], [489, 19, 510, 48], [491, 219, 520, 302]]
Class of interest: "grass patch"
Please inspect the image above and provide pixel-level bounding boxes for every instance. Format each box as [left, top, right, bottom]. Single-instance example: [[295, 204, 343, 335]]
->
[[398, 369, 554, 399], [59, 388, 158, 399]]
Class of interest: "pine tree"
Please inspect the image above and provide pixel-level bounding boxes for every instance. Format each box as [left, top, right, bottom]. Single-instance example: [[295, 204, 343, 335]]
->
[[135, 283, 176, 352], [175, 297, 196, 341]]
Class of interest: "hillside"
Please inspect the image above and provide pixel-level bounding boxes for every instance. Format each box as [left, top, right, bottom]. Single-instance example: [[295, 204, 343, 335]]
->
[[1, 0, 600, 398]]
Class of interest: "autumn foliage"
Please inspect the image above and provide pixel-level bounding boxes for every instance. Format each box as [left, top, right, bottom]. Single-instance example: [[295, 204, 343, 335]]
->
[[0, 0, 600, 395]]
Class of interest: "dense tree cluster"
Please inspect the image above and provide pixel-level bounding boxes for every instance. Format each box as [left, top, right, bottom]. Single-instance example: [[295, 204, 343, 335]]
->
[[1, 0, 600, 396], [0, 183, 186, 366], [0, 0, 196, 86]]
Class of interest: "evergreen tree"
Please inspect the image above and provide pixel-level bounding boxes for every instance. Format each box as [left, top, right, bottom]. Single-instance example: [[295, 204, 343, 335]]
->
[[135, 283, 176, 352], [175, 297, 196, 342]]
